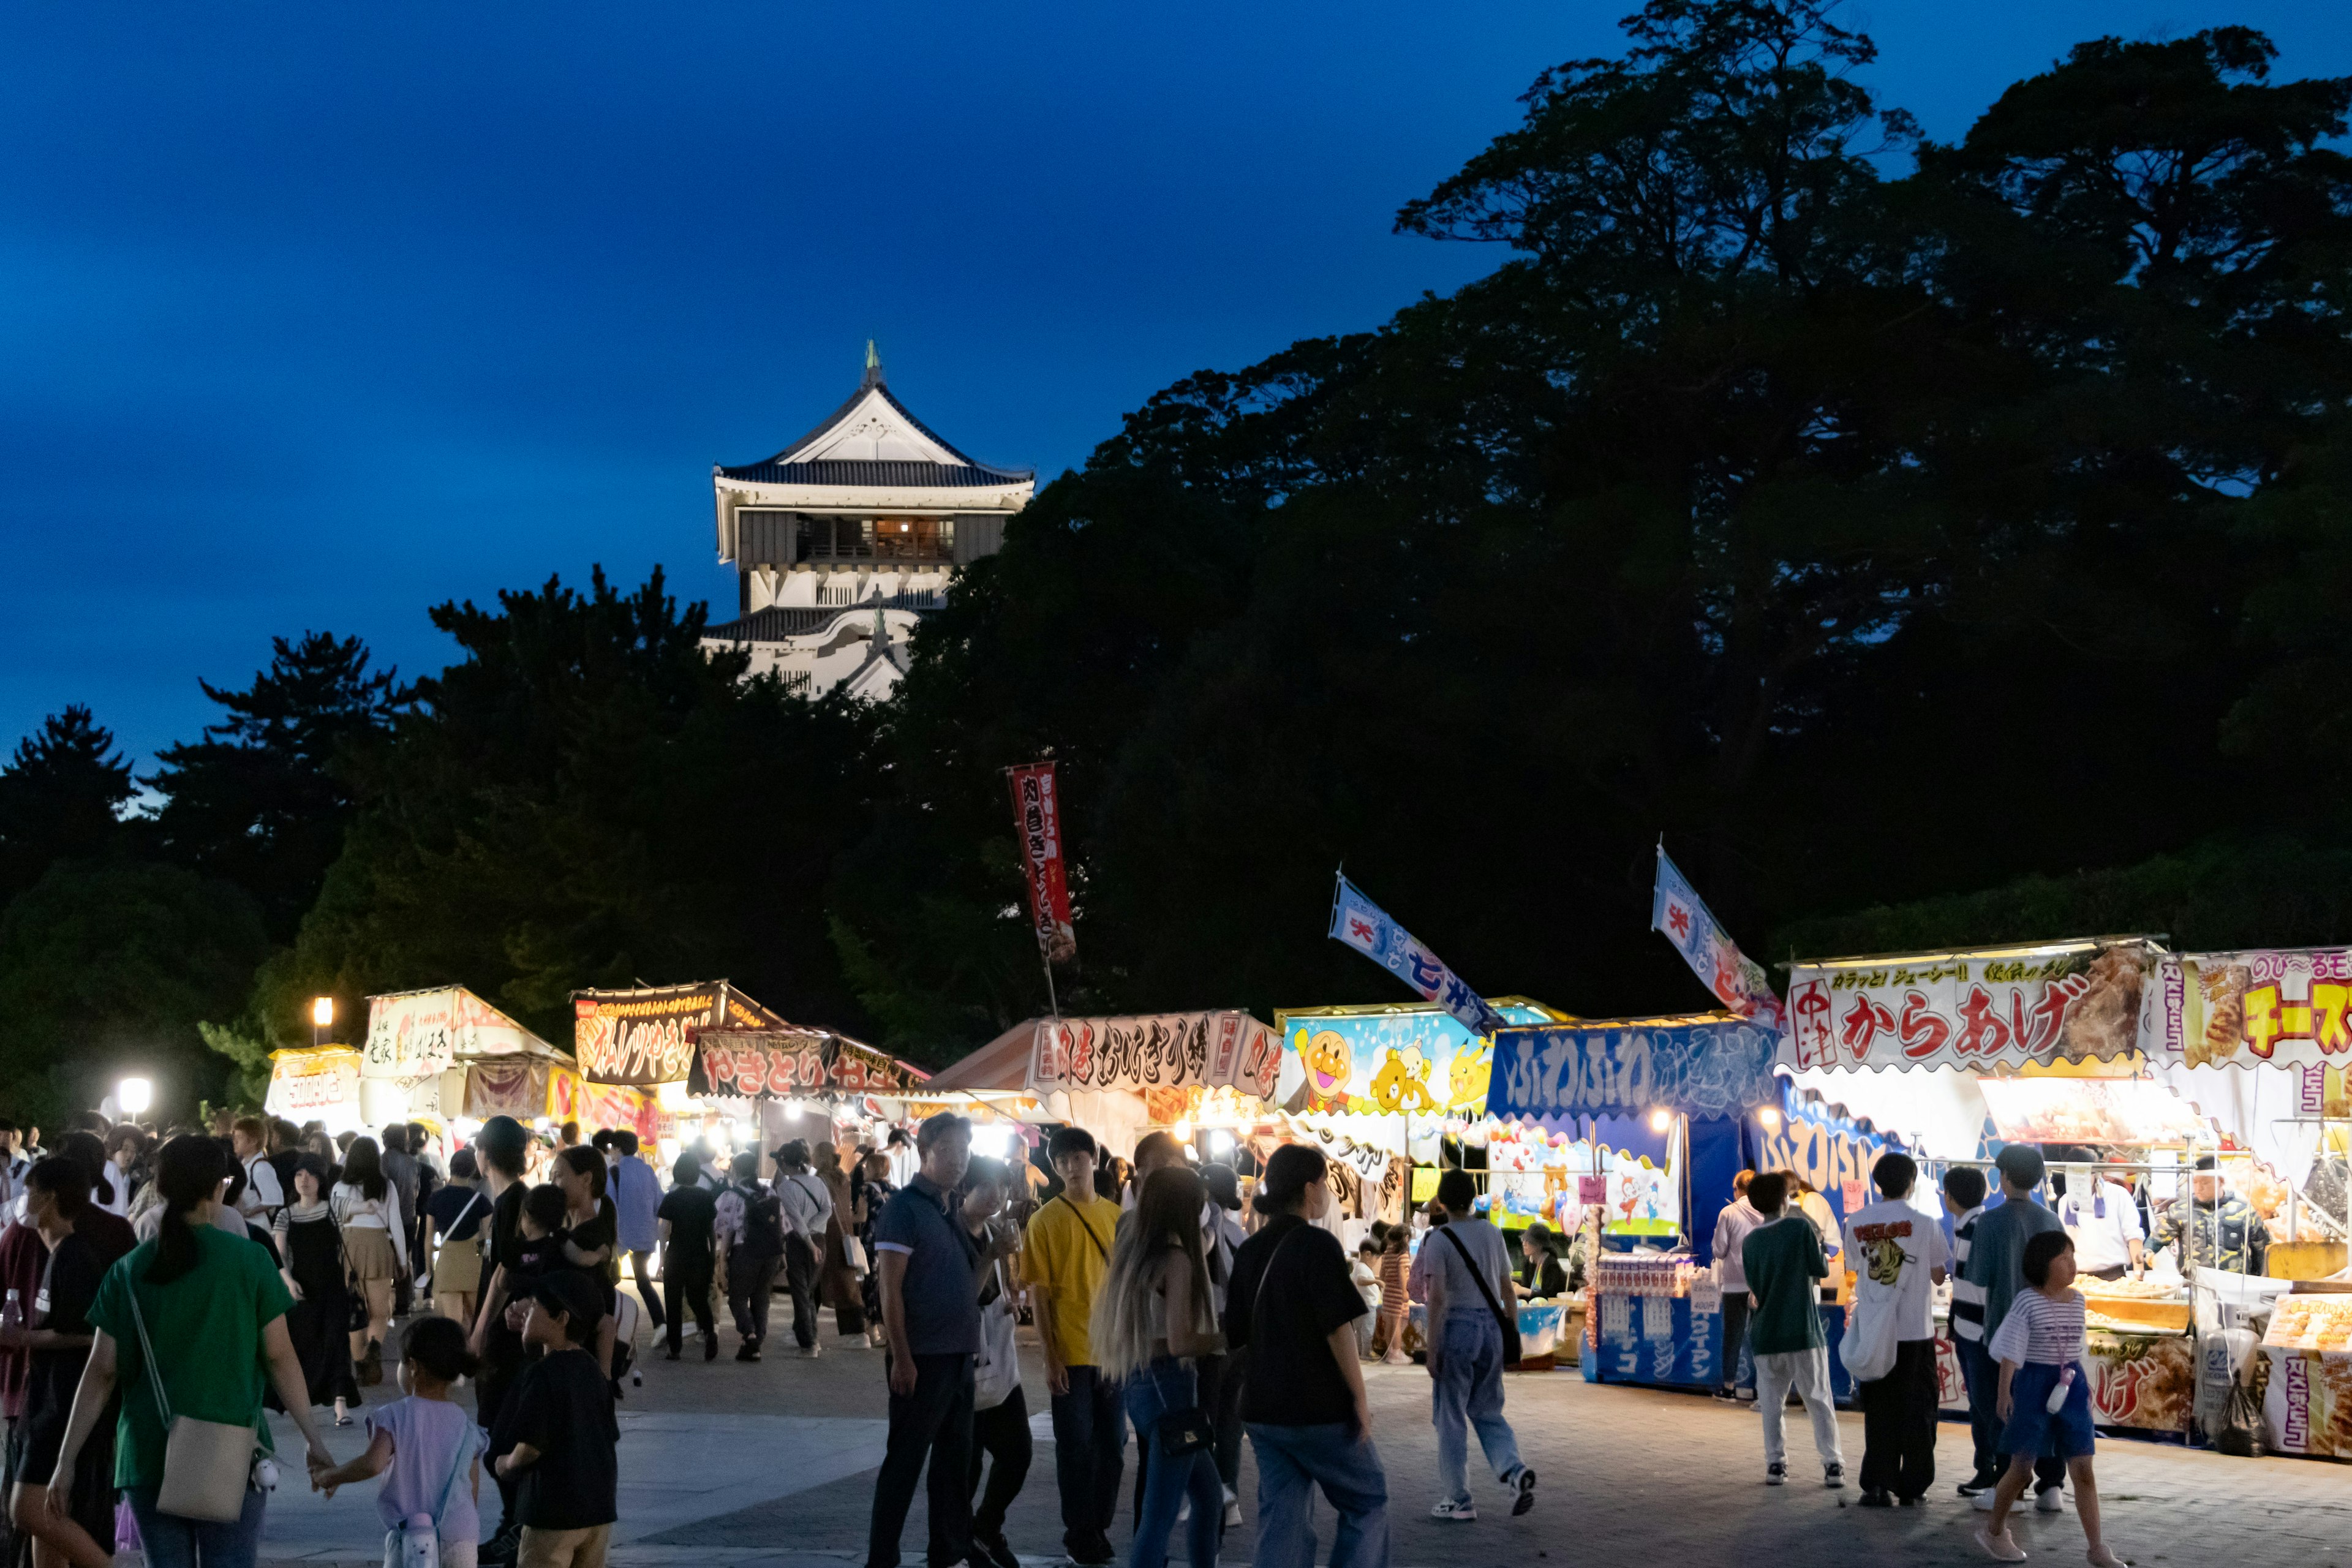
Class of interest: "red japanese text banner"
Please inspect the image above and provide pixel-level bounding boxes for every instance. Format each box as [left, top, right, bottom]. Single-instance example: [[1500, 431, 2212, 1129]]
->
[[1779, 939, 2162, 1072], [1007, 762, 1077, 965], [687, 1027, 929, 1100]]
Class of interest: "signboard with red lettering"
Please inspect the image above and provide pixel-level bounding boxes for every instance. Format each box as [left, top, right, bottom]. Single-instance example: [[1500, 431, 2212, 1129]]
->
[[573, 982, 783, 1087], [687, 1027, 928, 1101], [2157, 949, 2352, 1072], [1028, 1011, 1281, 1100], [1007, 762, 1077, 965], [1779, 940, 2162, 1072]]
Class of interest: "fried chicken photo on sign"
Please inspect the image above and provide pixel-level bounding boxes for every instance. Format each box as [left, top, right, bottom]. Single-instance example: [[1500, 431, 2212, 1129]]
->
[[2193, 962, 2251, 1068], [2060, 946, 2146, 1060]]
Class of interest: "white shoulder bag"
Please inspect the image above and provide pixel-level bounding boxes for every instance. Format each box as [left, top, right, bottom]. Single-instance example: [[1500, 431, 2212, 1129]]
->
[[127, 1280, 259, 1523]]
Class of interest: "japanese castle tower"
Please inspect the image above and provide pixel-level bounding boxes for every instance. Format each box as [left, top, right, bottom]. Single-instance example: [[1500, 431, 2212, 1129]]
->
[[702, 345, 1035, 699]]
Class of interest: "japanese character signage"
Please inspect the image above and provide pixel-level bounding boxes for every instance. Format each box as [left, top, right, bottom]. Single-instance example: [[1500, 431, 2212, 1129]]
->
[[363, 987, 547, 1080], [1779, 940, 2160, 1072], [1007, 762, 1077, 965], [264, 1047, 363, 1123], [573, 982, 783, 1087], [1488, 1020, 1780, 1121], [1651, 846, 1783, 1028], [2157, 949, 2352, 1071], [1275, 1001, 1555, 1115], [1327, 874, 1505, 1038], [1028, 1011, 1281, 1100], [687, 1027, 928, 1101]]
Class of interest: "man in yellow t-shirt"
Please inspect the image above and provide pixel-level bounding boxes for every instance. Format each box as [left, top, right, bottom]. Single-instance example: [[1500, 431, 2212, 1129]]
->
[[1022, 1126, 1125, 1567]]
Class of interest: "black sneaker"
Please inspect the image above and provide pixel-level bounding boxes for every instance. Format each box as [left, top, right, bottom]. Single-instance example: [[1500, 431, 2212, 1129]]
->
[[1956, 1471, 1997, 1498], [1765, 1461, 1787, 1487], [1508, 1466, 1537, 1516], [1897, 1495, 1924, 1507], [704, 1334, 720, 1362], [735, 1343, 758, 1362], [1858, 1488, 1893, 1508], [1823, 1463, 1845, 1490], [973, 1531, 1020, 1568]]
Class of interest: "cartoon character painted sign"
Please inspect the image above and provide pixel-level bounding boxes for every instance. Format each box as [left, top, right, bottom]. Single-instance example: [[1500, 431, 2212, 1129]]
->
[[1276, 1003, 1550, 1116]]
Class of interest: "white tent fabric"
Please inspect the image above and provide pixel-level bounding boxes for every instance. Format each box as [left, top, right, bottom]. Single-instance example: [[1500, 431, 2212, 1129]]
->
[[1785, 1066, 1991, 1161]]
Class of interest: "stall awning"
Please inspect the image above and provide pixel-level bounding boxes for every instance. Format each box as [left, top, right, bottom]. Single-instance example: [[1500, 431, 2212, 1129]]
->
[[1778, 936, 2165, 1074], [924, 1022, 1038, 1095], [363, 987, 573, 1080]]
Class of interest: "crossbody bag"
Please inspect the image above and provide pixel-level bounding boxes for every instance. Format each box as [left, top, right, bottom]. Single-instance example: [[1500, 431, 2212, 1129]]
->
[[1438, 1227, 1523, 1368], [126, 1280, 260, 1523]]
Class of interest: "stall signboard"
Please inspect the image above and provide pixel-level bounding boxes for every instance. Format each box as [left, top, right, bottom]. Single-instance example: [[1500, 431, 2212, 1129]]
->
[[1277, 1001, 1555, 1116], [1756, 1088, 1900, 1234], [1488, 1018, 1780, 1122], [1028, 1011, 1281, 1099], [264, 1047, 363, 1125], [688, 1027, 927, 1101], [1780, 940, 2162, 1073], [548, 1073, 657, 1141], [573, 983, 783, 1088], [1976, 1077, 2211, 1146], [2158, 949, 2352, 1072], [364, 988, 546, 1080], [462, 1059, 553, 1120]]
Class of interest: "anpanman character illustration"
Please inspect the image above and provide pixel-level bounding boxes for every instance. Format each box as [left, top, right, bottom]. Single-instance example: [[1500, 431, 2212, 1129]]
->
[[1298, 1028, 1353, 1102]]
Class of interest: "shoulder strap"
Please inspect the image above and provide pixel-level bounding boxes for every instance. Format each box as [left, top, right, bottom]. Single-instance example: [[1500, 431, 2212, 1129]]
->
[[1055, 1194, 1109, 1261], [1439, 1225, 1512, 1322], [124, 1270, 175, 1430], [1248, 1225, 1303, 1332], [431, 1406, 478, 1530]]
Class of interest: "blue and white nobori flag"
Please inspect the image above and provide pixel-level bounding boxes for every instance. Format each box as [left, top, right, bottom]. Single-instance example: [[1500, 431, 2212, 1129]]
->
[[1327, 873, 1507, 1038], [1651, 845, 1784, 1029]]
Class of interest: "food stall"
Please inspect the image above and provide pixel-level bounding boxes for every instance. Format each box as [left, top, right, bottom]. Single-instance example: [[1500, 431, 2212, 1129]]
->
[[573, 982, 790, 1164], [263, 1044, 367, 1134], [1486, 1011, 1805, 1390], [352, 986, 582, 1147], [684, 1023, 932, 1161]]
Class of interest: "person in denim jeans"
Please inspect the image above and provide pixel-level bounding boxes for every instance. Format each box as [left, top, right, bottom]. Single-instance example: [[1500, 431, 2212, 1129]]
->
[[1422, 1170, 1533, 1521], [1090, 1167, 1224, 1568], [1223, 1145, 1387, 1568]]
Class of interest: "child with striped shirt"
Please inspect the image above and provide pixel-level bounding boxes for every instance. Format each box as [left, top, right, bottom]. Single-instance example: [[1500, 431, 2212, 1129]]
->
[[1975, 1231, 2124, 1567]]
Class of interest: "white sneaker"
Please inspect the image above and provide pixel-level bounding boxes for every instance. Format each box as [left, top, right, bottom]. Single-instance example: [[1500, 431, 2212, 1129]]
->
[[1430, 1498, 1478, 1521], [1972, 1488, 1996, 1512], [1222, 1497, 1243, 1528], [2035, 1485, 2064, 1513]]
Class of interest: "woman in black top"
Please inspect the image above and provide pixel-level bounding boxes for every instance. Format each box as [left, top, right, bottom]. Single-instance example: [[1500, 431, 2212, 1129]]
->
[[272, 1155, 363, 1425], [1513, 1223, 1570, 1298], [6, 1158, 130, 1568], [1222, 1145, 1386, 1568], [552, 1145, 620, 1376]]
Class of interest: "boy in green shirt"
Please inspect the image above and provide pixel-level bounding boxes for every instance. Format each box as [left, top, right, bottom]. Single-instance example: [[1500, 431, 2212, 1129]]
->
[[1740, 1172, 1846, 1489]]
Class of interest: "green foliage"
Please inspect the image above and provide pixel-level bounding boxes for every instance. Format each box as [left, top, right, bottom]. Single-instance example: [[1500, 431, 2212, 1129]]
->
[[260, 567, 884, 1050], [0, 706, 134, 908], [198, 1020, 273, 1109], [0, 861, 268, 1125]]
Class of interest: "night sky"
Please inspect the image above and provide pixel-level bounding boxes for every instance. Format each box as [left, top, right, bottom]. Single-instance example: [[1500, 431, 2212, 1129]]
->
[[2, 2, 2343, 764]]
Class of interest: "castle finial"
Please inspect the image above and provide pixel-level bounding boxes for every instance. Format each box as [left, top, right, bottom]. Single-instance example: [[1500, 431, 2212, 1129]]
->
[[862, 339, 884, 388]]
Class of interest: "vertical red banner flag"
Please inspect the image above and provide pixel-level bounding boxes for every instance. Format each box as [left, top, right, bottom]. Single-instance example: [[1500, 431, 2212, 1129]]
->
[[1007, 762, 1077, 964]]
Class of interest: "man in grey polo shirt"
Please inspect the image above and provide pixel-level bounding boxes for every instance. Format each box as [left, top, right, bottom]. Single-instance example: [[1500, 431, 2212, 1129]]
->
[[868, 1112, 981, 1568]]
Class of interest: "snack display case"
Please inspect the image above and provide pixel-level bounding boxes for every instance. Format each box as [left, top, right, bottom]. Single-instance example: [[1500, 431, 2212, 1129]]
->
[[2261, 1291, 2352, 1457]]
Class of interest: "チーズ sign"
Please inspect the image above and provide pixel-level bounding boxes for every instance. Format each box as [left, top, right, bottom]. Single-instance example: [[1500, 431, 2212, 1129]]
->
[[2158, 949, 2352, 1070], [1028, 1011, 1281, 1100], [1781, 940, 2160, 1072], [1007, 762, 1077, 965], [573, 983, 783, 1087]]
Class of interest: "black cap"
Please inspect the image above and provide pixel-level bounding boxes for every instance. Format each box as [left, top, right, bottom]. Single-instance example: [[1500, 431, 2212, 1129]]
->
[[2193, 1154, 2218, 1172], [527, 1272, 608, 1338], [1200, 1164, 1242, 1211]]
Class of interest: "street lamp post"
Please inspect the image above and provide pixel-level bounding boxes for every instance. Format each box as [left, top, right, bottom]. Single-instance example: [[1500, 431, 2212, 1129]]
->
[[311, 996, 334, 1049], [117, 1077, 153, 1128]]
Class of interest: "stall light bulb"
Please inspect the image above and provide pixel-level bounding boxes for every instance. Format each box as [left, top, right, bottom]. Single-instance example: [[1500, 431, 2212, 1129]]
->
[[1172, 1119, 1192, 1141], [1755, 1107, 1781, 1129], [311, 996, 334, 1029], [117, 1077, 153, 1116], [1648, 1108, 1672, 1133], [1208, 1129, 1235, 1156], [784, 1097, 806, 1118]]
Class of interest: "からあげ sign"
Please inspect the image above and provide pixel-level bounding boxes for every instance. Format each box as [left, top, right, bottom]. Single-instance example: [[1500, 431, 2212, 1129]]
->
[[1779, 940, 2161, 1072]]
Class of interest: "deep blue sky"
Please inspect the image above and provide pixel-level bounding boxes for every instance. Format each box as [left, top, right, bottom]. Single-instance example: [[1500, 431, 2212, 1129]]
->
[[2, 2, 2343, 767]]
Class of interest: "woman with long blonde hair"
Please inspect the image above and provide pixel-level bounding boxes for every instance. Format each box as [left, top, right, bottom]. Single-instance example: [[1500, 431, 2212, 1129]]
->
[[1090, 1165, 1225, 1568]]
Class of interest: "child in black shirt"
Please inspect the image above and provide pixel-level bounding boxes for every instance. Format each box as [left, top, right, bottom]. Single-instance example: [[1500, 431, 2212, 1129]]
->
[[494, 1272, 619, 1567]]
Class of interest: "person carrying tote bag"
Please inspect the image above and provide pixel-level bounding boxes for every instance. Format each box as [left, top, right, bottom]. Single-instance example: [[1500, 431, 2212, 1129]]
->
[[45, 1136, 335, 1566]]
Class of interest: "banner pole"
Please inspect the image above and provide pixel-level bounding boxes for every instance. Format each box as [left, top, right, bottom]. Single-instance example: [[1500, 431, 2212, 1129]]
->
[[1041, 951, 1061, 1021]]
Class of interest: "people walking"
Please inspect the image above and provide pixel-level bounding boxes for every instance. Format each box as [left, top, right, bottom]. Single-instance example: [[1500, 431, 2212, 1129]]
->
[[1199, 1163, 1248, 1527], [551, 1145, 622, 1379], [1423, 1170, 1534, 1521], [1224, 1144, 1387, 1568], [6, 1157, 132, 1568], [1964, 1145, 2067, 1515], [773, 1140, 834, 1357], [464, 1115, 535, 1568], [1710, 1170, 1765, 1401], [380, 1124, 423, 1318], [867, 1112, 981, 1568], [608, 1131, 665, 1336], [1373, 1225, 1410, 1365], [1022, 1126, 1125, 1567], [858, 1151, 898, 1348], [312, 1316, 485, 1568], [423, 1148, 491, 1328], [273, 1154, 364, 1426], [492, 1273, 621, 1568], [657, 1153, 720, 1361], [49, 1135, 336, 1568], [962, 1157, 1030, 1568], [230, 1116, 284, 1229], [716, 1152, 786, 1362], [1840, 1152, 1948, 1507], [814, 1141, 869, 1343], [1740, 1171, 1846, 1489], [1941, 1164, 1999, 1496], [333, 1136, 409, 1387], [1975, 1233, 2125, 1567]]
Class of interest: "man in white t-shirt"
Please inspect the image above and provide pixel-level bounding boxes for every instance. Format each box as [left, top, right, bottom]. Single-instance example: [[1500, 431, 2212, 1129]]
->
[[1839, 1152, 1950, 1508], [2060, 1166, 2144, 1281]]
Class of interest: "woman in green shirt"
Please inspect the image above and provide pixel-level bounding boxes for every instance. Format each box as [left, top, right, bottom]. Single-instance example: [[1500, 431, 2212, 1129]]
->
[[45, 1136, 335, 1568]]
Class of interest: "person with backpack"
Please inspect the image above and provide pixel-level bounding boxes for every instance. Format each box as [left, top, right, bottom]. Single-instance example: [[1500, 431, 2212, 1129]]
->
[[1423, 1170, 1534, 1523], [772, 1141, 834, 1359], [1021, 1127, 1125, 1567], [1839, 1152, 1948, 1507], [715, 1151, 786, 1362], [313, 1316, 484, 1568]]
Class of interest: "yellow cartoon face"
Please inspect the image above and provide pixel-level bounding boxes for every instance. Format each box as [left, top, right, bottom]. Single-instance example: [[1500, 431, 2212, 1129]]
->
[[1299, 1028, 1353, 1101], [1371, 1046, 1439, 1114], [1447, 1044, 1492, 1109]]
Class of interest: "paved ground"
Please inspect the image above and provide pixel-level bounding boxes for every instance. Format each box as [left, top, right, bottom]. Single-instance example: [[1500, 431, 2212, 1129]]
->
[[254, 1299, 2350, 1567]]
